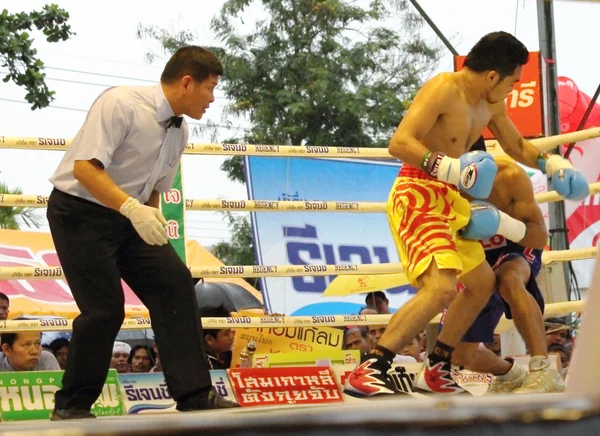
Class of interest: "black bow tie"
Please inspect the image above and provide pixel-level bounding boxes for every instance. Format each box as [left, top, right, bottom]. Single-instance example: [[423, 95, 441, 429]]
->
[[166, 116, 183, 129]]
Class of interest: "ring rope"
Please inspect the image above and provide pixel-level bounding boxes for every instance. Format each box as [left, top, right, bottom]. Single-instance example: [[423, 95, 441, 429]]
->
[[0, 300, 584, 333], [2, 182, 599, 211], [0, 247, 596, 281], [1, 127, 599, 156]]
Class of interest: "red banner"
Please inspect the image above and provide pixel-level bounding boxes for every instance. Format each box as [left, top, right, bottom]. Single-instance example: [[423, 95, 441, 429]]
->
[[227, 367, 343, 407], [454, 52, 544, 139]]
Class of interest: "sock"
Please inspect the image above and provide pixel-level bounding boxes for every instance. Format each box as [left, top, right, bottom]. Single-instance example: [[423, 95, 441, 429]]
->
[[372, 344, 396, 362], [429, 340, 454, 363]]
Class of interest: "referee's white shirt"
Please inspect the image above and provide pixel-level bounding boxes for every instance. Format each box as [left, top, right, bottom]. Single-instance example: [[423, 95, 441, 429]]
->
[[49, 84, 188, 206]]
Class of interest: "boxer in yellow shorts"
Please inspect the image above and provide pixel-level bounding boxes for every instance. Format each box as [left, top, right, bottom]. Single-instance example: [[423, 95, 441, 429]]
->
[[387, 164, 485, 286], [344, 31, 589, 398]]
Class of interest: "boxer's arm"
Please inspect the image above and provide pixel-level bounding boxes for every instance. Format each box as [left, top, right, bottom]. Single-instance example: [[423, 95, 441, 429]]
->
[[487, 103, 541, 170], [506, 165, 548, 249], [388, 75, 453, 166]]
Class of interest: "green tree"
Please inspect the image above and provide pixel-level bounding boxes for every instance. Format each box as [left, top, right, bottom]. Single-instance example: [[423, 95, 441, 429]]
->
[[139, 0, 440, 275], [0, 183, 42, 229], [211, 212, 259, 288], [0, 4, 74, 110]]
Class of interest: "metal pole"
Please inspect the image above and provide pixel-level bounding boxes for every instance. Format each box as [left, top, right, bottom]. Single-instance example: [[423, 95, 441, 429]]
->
[[408, 0, 458, 56], [537, 0, 571, 297], [564, 82, 600, 159]]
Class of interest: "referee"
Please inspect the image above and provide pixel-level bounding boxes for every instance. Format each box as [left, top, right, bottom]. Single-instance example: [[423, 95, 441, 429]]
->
[[47, 46, 237, 419]]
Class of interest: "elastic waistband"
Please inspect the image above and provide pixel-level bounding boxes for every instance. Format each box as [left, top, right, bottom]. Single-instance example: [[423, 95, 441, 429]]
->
[[397, 164, 457, 191]]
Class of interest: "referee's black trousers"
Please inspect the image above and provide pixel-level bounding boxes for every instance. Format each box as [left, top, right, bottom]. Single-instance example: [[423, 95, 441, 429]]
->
[[47, 189, 212, 410]]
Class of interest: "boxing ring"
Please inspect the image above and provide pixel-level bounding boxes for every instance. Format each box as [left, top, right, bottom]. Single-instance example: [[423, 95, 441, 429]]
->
[[0, 129, 600, 435]]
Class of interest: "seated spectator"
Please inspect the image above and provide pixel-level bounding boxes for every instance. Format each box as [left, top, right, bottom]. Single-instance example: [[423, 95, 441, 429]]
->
[[548, 343, 571, 377], [545, 318, 570, 348], [110, 341, 131, 373], [149, 342, 162, 373], [198, 305, 234, 370], [365, 291, 391, 314], [49, 337, 69, 370], [128, 345, 155, 373], [343, 327, 370, 356], [0, 332, 60, 371], [359, 306, 378, 316], [0, 292, 9, 321], [399, 335, 423, 362]]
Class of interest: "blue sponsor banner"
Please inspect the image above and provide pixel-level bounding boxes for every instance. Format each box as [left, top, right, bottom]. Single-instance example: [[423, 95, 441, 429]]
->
[[245, 156, 416, 316], [118, 370, 236, 414]]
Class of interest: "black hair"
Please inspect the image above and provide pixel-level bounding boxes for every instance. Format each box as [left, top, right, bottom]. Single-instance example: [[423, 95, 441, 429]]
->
[[365, 291, 388, 305], [49, 337, 69, 354], [127, 345, 156, 366], [464, 31, 529, 79], [0, 292, 9, 303], [198, 304, 232, 339], [161, 46, 224, 84]]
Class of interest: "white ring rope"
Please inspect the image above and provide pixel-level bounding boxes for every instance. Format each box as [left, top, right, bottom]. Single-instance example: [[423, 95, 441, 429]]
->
[[1, 182, 599, 211], [0, 299, 584, 333], [0, 247, 596, 281], [1, 126, 599, 156]]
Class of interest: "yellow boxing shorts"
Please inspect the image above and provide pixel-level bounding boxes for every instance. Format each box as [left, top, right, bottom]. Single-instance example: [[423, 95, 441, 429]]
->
[[387, 164, 485, 286]]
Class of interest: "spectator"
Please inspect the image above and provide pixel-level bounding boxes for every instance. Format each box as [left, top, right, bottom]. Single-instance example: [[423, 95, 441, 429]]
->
[[0, 332, 60, 371], [545, 318, 570, 348], [399, 335, 423, 362], [0, 293, 9, 320], [367, 324, 387, 349], [110, 341, 131, 373], [365, 291, 391, 314], [149, 342, 162, 373], [198, 305, 234, 370], [50, 338, 70, 370], [343, 328, 370, 355], [128, 345, 155, 373], [548, 343, 571, 377]]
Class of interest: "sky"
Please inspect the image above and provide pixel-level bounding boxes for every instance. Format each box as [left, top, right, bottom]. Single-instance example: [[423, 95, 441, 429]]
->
[[1, 0, 599, 247]]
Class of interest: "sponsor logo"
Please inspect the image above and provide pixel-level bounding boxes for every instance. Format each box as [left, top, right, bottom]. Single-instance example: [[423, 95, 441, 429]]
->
[[334, 264, 358, 272], [305, 146, 330, 154], [226, 317, 252, 324], [220, 266, 245, 275], [335, 147, 359, 154], [221, 200, 246, 209], [222, 144, 247, 152], [304, 201, 328, 210], [38, 138, 66, 146], [461, 165, 477, 189], [259, 316, 284, 324], [311, 315, 336, 323], [342, 315, 366, 323], [335, 202, 358, 210], [252, 266, 277, 274], [303, 265, 327, 273], [34, 267, 62, 277], [36, 195, 49, 204], [255, 145, 280, 153], [254, 201, 279, 210], [40, 319, 68, 327]]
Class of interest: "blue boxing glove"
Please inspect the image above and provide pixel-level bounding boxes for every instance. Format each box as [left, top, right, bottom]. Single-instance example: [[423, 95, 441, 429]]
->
[[461, 201, 527, 242], [424, 150, 498, 199], [538, 154, 589, 201]]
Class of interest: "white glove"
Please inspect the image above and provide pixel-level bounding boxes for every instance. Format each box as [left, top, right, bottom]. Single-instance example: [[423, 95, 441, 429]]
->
[[119, 197, 169, 245]]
